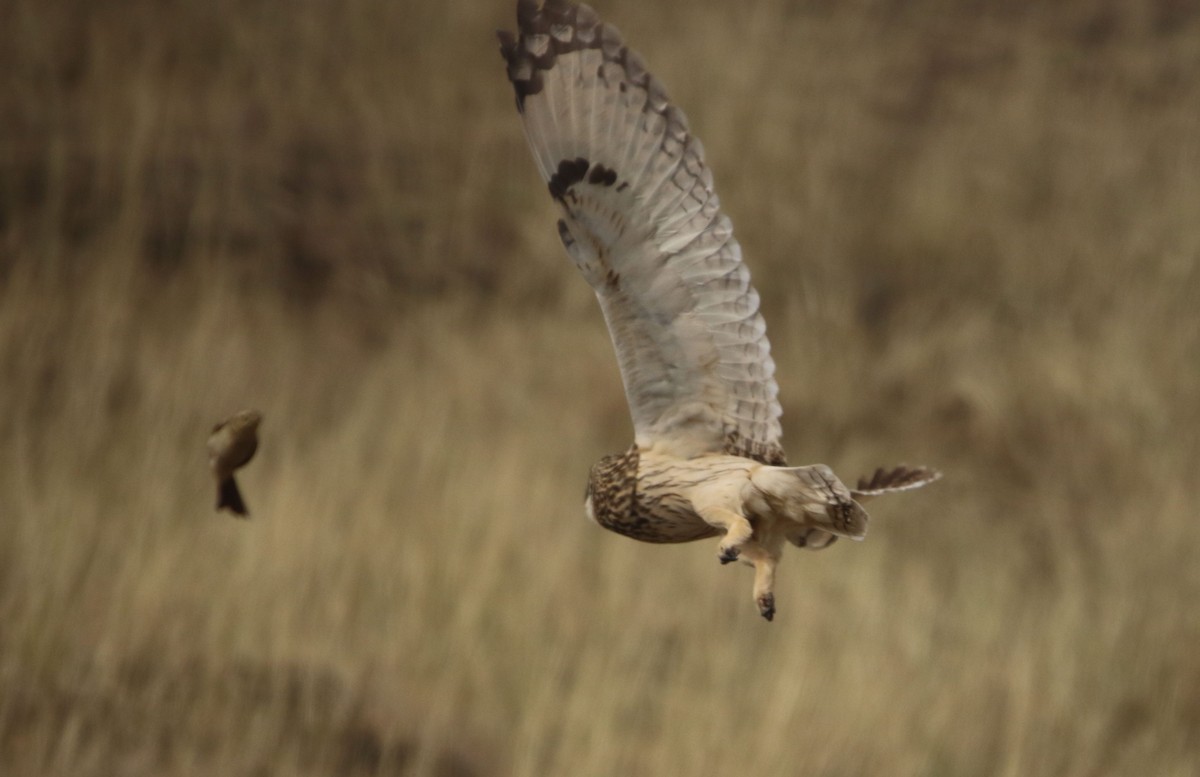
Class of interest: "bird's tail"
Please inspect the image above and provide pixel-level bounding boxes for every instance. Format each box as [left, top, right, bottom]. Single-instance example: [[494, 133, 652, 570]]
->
[[217, 476, 249, 517], [749, 464, 868, 540]]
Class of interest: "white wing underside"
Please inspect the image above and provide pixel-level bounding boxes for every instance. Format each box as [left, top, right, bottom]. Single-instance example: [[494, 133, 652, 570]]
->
[[500, 0, 786, 465]]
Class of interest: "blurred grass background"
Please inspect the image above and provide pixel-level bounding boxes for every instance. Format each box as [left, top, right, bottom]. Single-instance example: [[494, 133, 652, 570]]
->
[[2, 0, 1199, 774]]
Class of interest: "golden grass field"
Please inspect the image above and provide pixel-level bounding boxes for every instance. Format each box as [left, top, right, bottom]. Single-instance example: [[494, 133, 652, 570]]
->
[[2, 0, 1199, 774]]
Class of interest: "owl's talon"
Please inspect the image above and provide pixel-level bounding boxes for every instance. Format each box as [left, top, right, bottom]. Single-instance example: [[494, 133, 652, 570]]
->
[[758, 593, 775, 621], [718, 546, 740, 565]]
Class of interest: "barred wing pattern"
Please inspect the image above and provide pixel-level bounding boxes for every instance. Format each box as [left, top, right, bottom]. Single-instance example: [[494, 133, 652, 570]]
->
[[499, 0, 786, 466]]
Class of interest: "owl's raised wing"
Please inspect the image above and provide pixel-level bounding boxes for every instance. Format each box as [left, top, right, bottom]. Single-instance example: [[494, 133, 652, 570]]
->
[[499, 0, 785, 465]]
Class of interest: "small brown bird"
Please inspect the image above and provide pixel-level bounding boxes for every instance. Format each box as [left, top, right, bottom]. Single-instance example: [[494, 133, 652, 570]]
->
[[207, 410, 262, 517]]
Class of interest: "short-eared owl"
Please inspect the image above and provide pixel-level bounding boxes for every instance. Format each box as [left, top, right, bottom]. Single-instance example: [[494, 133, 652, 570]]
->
[[499, 0, 939, 620]]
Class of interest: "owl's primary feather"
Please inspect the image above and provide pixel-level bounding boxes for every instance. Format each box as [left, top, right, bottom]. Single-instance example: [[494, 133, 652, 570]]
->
[[499, 0, 939, 621]]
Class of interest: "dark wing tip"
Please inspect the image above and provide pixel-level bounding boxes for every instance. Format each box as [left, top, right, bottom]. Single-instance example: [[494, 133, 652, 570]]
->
[[499, 1, 612, 112], [517, 0, 539, 27], [497, 29, 517, 59]]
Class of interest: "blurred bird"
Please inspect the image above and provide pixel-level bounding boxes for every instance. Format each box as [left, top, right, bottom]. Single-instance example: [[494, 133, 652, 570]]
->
[[500, 1, 940, 620], [207, 410, 262, 518]]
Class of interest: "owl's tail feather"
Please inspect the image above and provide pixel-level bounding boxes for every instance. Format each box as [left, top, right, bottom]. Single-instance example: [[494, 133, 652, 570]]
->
[[851, 465, 943, 503], [750, 464, 868, 540]]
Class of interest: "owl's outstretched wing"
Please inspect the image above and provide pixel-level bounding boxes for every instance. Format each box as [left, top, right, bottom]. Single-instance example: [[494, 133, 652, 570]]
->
[[499, 0, 785, 465]]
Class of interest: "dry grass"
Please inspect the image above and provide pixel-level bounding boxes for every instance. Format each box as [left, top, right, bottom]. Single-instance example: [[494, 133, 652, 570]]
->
[[2, 0, 1199, 774]]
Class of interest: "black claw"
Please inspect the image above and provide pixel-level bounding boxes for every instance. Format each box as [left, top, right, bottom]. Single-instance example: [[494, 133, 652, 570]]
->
[[718, 546, 740, 565], [758, 594, 776, 622]]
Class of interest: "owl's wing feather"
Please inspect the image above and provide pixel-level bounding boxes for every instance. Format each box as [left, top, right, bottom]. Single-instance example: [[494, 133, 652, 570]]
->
[[500, 0, 785, 465]]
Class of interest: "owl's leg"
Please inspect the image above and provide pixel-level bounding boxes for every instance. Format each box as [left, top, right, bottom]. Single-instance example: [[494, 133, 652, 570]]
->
[[739, 539, 783, 621], [695, 506, 754, 564]]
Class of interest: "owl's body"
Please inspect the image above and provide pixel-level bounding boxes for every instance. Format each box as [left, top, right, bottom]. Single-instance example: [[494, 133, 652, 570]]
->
[[586, 448, 865, 547], [500, 0, 939, 619]]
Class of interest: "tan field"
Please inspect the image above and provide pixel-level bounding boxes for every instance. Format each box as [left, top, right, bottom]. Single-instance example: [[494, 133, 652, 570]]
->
[[2, 0, 1199, 774]]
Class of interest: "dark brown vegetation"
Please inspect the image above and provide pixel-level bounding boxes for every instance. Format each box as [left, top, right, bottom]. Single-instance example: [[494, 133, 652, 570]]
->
[[2, 0, 1198, 774]]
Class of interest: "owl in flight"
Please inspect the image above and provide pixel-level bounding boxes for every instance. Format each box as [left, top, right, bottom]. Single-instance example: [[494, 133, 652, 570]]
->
[[499, 0, 939, 620]]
